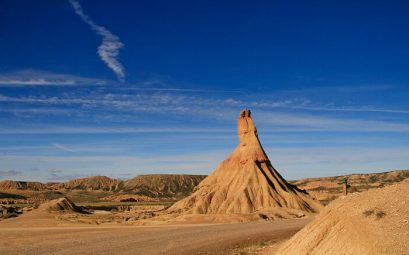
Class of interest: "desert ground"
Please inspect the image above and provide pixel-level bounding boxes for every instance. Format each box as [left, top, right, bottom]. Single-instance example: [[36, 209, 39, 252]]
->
[[2, 178, 409, 255], [0, 219, 309, 255]]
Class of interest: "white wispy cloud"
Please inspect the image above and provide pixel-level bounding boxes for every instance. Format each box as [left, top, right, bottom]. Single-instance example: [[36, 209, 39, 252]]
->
[[2, 91, 407, 116], [289, 105, 409, 114], [52, 143, 75, 152], [1, 90, 409, 133], [0, 127, 228, 134], [254, 111, 409, 133], [1, 113, 409, 134], [69, 0, 125, 81], [0, 79, 75, 85], [0, 108, 71, 117], [0, 70, 107, 86]]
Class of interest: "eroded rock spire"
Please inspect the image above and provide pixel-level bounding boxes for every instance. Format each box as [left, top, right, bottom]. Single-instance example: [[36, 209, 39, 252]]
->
[[168, 109, 322, 214]]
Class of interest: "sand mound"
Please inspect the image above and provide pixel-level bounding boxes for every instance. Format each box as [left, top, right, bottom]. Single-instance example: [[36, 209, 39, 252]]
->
[[0, 197, 90, 227], [168, 109, 322, 214], [276, 179, 409, 255], [38, 197, 83, 213]]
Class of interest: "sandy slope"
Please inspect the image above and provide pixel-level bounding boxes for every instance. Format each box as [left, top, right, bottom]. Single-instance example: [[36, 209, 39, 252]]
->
[[0, 219, 309, 255], [276, 179, 409, 255]]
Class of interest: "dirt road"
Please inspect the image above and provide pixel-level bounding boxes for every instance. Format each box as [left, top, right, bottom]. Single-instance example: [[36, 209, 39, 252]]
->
[[0, 219, 309, 255]]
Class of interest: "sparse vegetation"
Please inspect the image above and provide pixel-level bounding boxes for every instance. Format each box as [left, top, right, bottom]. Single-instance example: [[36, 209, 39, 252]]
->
[[363, 209, 386, 219], [368, 175, 379, 183], [229, 239, 282, 255], [375, 211, 386, 219], [78, 201, 174, 211]]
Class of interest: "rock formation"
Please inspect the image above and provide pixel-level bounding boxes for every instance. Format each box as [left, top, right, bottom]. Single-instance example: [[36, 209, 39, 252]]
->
[[38, 197, 83, 213], [168, 109, 322, 214]]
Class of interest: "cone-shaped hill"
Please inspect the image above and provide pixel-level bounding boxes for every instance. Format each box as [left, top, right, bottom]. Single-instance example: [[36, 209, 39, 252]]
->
[[168, 109, 322, 214]]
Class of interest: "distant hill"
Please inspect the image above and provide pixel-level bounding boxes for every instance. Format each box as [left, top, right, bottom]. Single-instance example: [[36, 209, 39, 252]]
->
[[290, 169, 409, 204], [123, 174, 207, 198], [0, 174, 207, 202], [62, 176, 122, 191], [0, 180, 48, 191], [1, 170, 408, 204]]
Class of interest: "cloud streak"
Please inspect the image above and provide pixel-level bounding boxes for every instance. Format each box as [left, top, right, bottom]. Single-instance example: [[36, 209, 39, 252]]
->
[[0, 127, 229, 134], [1, 90, 409, 133], [0, 70, 107, 86], [52, 143, 75, 152], [0, 79, 75, 85], [69, 0, 125, 81]]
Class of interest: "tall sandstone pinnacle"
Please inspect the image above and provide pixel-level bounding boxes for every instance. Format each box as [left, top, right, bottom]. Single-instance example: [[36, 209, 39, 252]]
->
[[168, 109, 322, 214]]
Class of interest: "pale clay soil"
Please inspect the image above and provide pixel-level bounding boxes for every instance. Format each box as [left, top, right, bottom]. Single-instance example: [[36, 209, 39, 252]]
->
[[0, 218, 309, 255]]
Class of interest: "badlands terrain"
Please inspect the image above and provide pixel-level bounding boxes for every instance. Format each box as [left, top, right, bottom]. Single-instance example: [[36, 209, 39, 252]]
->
[[1, 174, 408, 255], [1, 170, 407, 207], [1, 110, 408, 254], [0, 174, 206, 205]]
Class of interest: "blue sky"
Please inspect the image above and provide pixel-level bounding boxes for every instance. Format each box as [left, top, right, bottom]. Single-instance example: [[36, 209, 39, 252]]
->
[[1, 0, 409, 182]]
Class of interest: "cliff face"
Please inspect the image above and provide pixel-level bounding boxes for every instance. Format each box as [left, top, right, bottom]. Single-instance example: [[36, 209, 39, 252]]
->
[[168, 109, 322, 214]]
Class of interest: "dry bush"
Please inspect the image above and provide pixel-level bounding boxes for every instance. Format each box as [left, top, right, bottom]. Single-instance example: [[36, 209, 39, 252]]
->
[[363, 209, 386, 220]]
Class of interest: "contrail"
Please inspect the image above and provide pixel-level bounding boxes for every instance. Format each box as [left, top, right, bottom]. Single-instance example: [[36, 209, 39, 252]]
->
[[69, 0, 125, 81]]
